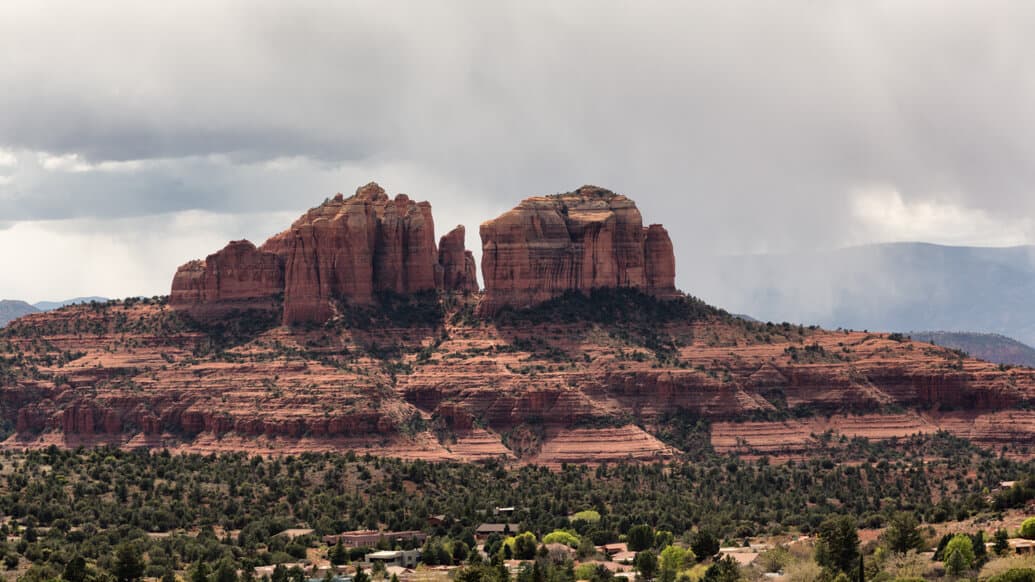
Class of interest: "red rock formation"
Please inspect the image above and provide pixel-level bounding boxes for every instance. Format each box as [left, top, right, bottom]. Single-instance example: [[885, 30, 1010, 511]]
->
[[478, 186, 677, 314], [644, 224, 679, 298], [263, 184, 441, 323], [170, 240, 284, 318], [4, 299, 1035, 462], [172, 183, 452, 325], [439, 225, 479, 293]]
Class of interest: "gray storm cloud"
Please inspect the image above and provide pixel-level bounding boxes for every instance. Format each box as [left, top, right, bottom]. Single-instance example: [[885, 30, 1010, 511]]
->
[[2, 1, 1035, 312]]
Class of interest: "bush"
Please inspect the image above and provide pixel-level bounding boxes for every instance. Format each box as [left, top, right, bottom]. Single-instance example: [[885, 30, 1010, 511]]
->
[[988, 569, 1035, 582], [571, 510, 602, 524], [627, 525, 655, 552], [944, 534, 975, 576], [1021, 518, 1035, 540], [543, 530, 580, 547]]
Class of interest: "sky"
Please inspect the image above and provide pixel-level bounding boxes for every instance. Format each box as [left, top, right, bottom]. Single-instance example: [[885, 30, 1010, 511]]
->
[[3, 1, 1035, 307]]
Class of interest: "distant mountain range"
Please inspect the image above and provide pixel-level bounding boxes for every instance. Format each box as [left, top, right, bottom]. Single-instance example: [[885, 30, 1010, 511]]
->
[[908, 331, 1035, 368], [0, 296, 108, 327], [693, 242, 1035, 346]]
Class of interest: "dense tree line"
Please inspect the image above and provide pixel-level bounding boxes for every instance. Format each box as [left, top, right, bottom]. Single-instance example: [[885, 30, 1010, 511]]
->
[[0, 434, 1028, 581]]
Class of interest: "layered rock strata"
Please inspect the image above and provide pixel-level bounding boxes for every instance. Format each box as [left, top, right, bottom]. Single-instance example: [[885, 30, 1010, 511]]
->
[[4, 300, 1035, 463], [169, 240, 284, 319], [170, 183, 477, 325], [478, 186, 678, 315]]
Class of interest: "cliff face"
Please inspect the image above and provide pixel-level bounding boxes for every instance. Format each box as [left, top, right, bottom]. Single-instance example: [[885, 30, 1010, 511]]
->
[[170, 183, 476, 325], [3, 296, 1035, 463], [260, 183, 441, 324], [478, 186, 678, 315], [438, 226, 479, 294], [170, 240, 284, 318]]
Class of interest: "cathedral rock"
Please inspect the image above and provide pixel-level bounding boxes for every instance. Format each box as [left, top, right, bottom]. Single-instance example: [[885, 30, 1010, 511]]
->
[[477, 186, 679, 315], [171, 183, 680, 324], [170, 182, 477, 325]]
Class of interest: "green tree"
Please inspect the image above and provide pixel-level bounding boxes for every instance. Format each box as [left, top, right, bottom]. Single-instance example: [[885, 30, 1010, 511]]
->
[[882, 512, 923, 554], [542, 531, 580, 547], [114, 543, 146, 582], [944, 534, 975, 577], [577, 537, 597, 560], [330, 540, 349, 566], [63, 556, 88, 582], [454, 564, 505, 582], [635, 550, 659, 581], [659, 546, 693, 576], [571, 511, 601, 525], [1021, 518, 1035, 540], [995, 529, 1011, 556], [589, 564, 614, 582], [814, 516, 859, 574], [270, 565, 286, 582], [513, 532, 538, 560], [654, 531, 674, 550], [971, 531, 987, 565], [354, 565, 370, 582], [627, 525, 654, 552], [193, 563, 213, 582], [214, 560, 238, 582], [690, 531, 719, 561], [702, 556, 741, 582]]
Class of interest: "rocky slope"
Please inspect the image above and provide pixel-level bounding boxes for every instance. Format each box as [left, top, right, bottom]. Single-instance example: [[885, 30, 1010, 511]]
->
[[3, 184, 1034, 464], [2, 290, 1034, 464]]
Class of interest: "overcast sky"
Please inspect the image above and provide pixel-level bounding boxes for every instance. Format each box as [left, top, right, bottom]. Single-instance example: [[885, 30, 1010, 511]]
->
[[3, 1, 1035, 307]]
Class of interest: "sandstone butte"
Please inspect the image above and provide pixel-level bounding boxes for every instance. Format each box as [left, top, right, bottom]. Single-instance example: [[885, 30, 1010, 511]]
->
[[1, 183, 1034, 465], [171, 182, 475, 325], [478, 185, 679, 315]]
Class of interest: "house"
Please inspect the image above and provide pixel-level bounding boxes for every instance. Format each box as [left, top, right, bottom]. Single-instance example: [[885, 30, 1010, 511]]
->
[[323, 530, 427, 548], [367, 550, 422, 569], [582, 561, 630, 574], [427, 515, 448, 527], [254, 563, 311, 578], [1010, 539, 1035, 555], [599, 543, 627, 556], [494, 507, 516, 517], [611, 551, 637, 564], [475, 523, 521, 541], [544, 544, 576, 563]]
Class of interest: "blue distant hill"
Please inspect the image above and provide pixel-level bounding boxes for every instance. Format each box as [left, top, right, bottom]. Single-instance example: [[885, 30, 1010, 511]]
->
[[0, 296, 109, 327], [0, 300, 39, 327], [32, 296, 109, 311], [693, 242, 1035, 346]]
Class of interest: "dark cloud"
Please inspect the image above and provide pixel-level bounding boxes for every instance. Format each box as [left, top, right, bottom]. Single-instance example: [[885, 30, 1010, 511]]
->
[[2, 1, 1034, 305]]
